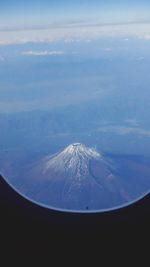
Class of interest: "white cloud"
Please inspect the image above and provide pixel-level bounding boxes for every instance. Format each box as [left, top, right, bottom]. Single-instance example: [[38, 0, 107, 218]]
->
[[1, 21, 150, 45], [98, 126, 150, 137], [0, 38, 35, 46], [21, 50, 65, 56], [141, 35, 150, 40], [125, 119, 139, 126], [104, 48, 113, 51], [64, 38, 80, 43]]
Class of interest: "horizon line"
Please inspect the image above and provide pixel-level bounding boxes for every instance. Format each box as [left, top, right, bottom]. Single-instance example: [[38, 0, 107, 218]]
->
[[1, 19, 150, 32]]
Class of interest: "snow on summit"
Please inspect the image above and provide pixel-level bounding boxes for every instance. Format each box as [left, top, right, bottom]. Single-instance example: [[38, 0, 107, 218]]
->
[[44, 143, 101, 176], [63, 143, 100, 159]]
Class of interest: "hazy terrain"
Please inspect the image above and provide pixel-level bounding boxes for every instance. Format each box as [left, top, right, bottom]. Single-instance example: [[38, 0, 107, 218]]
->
[[0, 38, 150, 211]]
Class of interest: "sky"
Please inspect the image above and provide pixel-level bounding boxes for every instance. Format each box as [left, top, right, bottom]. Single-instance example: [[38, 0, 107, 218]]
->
[[0, 1, 150, 44], [1, 1, 150, 26]]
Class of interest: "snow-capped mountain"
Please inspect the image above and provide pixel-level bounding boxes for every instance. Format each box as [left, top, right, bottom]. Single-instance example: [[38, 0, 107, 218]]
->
[[4, 142, 150, 211], [43, 143, 101, 177], [20, 143, 134, 211]]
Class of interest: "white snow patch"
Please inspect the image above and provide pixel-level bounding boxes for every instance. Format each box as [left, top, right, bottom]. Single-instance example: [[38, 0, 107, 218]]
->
[[44, 143, 101, 177]]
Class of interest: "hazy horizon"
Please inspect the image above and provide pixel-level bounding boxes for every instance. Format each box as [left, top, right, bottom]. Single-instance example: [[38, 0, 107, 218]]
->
[[0, 1, 150, 45]]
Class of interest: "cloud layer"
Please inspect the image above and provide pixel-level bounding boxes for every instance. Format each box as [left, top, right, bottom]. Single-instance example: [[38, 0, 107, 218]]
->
[[21, 50, 65, 56], [1, 21, 150, 45], [98, 126, 150, 138]]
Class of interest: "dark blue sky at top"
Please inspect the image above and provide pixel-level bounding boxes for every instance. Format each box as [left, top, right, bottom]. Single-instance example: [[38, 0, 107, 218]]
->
[[0, 0, 150, 28], [1, 0, 150, 11]]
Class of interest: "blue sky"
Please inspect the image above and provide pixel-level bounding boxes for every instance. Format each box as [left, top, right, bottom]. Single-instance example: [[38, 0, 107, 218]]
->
[[0, 1, 150, 44], [1, 0, 150, 27]]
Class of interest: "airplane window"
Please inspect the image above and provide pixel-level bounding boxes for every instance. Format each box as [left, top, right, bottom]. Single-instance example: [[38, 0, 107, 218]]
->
[[0, 0, 150, 213]]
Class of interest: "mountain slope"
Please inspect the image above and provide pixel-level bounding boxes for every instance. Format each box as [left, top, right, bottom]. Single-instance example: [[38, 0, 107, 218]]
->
[[2, 143, 150, 211], [18, 143, 134, 211]]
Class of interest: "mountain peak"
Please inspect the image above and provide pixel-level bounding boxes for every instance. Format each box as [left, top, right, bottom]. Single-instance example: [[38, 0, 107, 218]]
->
[[44, 143, 101, 175], [64, 143, 100, 159], [22, 143, 135, 211]]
